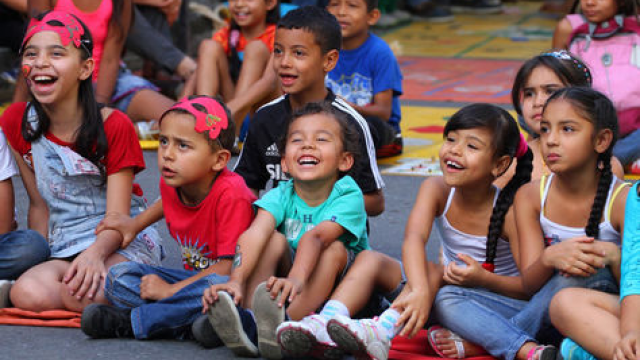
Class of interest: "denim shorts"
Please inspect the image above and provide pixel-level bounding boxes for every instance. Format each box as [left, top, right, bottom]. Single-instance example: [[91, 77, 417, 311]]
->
[[111, 65, 159, 113]]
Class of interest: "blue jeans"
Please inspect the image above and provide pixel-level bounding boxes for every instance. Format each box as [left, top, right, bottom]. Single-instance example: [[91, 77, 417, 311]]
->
[[105, 262, 228, 340], [613, 128, 640, 166], [433, 267, 618, 360], [0, 230, 49, 280]]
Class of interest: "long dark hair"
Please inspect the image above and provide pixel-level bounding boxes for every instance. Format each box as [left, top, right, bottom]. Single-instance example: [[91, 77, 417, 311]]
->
[[444, 104, 533, 268], [20, 11, 108, 184], [543, 87, 619, 238]]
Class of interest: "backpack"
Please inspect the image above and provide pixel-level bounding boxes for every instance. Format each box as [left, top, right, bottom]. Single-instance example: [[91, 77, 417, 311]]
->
[[567, 14, 640, 136]]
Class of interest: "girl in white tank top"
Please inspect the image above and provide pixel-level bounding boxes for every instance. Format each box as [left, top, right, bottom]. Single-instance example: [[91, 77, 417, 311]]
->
[[514, 87, 630, 360]]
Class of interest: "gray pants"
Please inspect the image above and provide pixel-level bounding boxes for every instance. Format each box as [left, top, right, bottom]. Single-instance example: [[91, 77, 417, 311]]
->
[[126, 4, 188, 73]]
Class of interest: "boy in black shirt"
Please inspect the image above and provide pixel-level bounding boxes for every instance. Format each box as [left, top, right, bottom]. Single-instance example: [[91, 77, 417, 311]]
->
[[234, 6, 385, 216]]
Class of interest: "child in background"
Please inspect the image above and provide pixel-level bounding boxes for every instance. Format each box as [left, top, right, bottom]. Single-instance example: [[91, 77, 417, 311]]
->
[[498, 49, 623, 189], [182, 0, 278, 102], [26, 0, 174, 127], [0, 11, 162, 312], [234, 6, 385, 217], [79, 96, 256, 345], [549, 182, 638, 360], [310, 103, 533, 360], [0, 127, 50, 308], [553, 0, 640, 173], [202, 102, 369, 360], [325, 0, 404, 158]]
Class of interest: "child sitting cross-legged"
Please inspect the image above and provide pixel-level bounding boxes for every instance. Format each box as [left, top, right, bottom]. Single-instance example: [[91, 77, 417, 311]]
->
[[80, 96, 257, 344], [201, 101, 370, 359]]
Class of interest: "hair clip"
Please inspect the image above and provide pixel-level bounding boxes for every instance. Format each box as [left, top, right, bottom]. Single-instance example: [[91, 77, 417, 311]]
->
[[541, 50, 592, 82]]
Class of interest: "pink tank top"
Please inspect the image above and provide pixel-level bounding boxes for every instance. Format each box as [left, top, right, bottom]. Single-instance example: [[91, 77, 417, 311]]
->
[[54, 0, 112, 81]]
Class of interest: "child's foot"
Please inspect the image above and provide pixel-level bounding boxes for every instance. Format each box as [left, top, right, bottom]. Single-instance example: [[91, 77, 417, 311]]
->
[[277, 314, 343, 359], [0, 280, 13, 308], [527, 344, 560, 360], [207, 291, 259, 357], [191, 314, 223, 348], [252, 282, 285, 360], [80, 304, 134, 339], [327, 315, 391, 360], [560, 338, 595, 360], [427, 325, 487, 358]]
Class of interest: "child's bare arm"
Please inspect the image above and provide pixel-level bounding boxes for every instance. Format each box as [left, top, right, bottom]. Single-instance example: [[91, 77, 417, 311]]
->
[[202, 209, 276, 309], [350, 89, 393, 121], [10, 147, 48, 237], [97, 198, 164, 248], [363, 189, 385, 217], [0, 178, 15, 234], [552, 17, 573, 49], [95, 0, 132, 104], [269, 221, 346, 305]]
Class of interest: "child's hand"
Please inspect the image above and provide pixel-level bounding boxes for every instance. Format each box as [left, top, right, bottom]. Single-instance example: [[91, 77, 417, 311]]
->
[[394, 289, 431, 338], [202, 281, 243, 313], [140, 274, 176, 301], [613, 331, 640, 360], [542, 237, 606, 276], [96, 213, 137, 248], [443, 254, 486, 287], [63, 247, 107, 301], [266, 276, 303, 307]]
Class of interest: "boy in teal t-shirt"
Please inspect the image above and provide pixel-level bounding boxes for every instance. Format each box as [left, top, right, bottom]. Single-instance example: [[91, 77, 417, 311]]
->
[[255, 176, 369, 253]]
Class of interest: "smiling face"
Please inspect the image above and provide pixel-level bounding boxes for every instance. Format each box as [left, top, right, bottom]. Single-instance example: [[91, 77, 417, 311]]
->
[[580, 0, 619, 23], [158, 112, 223, 195], [326, 0, 378, 49], [539, 99, 607, 173], [273, 28, 338, 97], [21, 30, 93, 107], [439, 127, 503, 187], [520, 65, 565, 135], [229, 0, 276, 33], [281, 113, 354, 185]]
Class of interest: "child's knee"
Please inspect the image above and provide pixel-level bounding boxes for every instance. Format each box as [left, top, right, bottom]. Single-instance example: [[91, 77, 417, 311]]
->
[[549, 287, 579, 324], [243, 40, 270, 58], [104, 262, 146, 307], [321, 241, 348, 267], [10, 276, 54, 310], [198, 39, 224, 57]]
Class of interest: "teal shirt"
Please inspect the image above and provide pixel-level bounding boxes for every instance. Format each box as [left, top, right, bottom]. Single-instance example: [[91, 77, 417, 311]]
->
[[621, 182, 640, 300], [255, 176, 369, 253]]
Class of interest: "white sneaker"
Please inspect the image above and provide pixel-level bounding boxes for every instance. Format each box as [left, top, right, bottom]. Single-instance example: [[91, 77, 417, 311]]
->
[[327, 315, 391, 360], [277, 314, 343, 359], [0, 280, 13, 308]]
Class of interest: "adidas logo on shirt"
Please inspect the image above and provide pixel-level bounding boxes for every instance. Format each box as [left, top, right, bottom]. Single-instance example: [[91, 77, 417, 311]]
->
[[265, 143, 279, 157]]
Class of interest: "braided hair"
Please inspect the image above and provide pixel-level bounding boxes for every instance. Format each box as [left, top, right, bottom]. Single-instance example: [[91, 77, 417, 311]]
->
[[544, 87, 619, 238], [443, 104, 534, 271]]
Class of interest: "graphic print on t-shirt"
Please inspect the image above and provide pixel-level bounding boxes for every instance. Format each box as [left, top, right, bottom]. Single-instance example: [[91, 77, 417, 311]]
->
[[327, 73, 373, 107]]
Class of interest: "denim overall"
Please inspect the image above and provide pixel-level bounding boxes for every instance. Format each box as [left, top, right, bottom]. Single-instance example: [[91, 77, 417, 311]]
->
[[28, 107, 163, 264]]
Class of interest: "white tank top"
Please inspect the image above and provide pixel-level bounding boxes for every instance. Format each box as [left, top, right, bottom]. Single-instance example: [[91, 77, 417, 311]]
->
[[435, 187, 520, 277], [539, 174, 625, 247]]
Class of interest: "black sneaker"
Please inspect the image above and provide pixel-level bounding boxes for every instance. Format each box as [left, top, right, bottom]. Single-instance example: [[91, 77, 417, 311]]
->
[[450, 0, 502, 14], [207, 291, 259, 357], [191, 314, 223, 348], [81, 304, 134, 339], [376, 134, 404, 158]]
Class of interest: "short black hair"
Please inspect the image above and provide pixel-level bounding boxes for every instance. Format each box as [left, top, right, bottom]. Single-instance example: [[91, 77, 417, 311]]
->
[[277, 6, 341, 54], [364, 0, 379, 11]]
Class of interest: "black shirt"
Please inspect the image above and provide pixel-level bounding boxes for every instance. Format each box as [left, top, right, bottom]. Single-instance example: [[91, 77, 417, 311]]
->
[[234, 90, 384, 194]]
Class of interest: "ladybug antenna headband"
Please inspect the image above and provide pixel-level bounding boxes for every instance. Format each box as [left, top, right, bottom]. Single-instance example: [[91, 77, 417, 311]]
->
[[162, 97, 229, 142], [21, 11, 91, 55]]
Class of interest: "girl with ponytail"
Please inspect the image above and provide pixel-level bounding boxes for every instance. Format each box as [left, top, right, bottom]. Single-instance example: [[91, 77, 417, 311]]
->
[[306, 103, 533, 360]]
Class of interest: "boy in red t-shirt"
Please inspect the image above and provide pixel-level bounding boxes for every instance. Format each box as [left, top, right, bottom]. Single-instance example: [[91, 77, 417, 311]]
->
[[80, 96, 256, 345]]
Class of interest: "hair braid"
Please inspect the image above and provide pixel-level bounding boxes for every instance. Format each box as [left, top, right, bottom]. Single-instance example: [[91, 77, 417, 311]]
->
[[585, 152, 612, 238], [486, 148, 534, 265]]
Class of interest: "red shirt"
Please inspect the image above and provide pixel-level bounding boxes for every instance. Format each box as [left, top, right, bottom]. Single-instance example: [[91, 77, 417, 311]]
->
[[161, 168, 257, 271], [0, 102, 145, 176]]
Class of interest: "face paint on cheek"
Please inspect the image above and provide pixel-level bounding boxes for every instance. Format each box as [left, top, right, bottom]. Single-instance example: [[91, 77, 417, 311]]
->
[[22, 64, 31, 77]]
